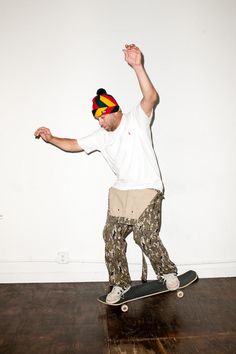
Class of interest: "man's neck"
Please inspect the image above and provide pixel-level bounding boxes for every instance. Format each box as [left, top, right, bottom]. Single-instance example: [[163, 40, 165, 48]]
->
[[114, 111, 123, 130]]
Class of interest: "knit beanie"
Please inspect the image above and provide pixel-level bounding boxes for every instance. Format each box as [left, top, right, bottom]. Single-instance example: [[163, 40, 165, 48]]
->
[[92, 88, 120, 118]]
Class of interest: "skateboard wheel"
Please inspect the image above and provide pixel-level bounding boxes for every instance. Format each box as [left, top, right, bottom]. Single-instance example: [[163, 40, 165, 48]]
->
[[177, 290, 184, 298], [121, 304, 129, 312]]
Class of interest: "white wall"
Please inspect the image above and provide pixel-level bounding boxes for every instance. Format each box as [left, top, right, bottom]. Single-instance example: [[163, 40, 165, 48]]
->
[[0, 0, 235, 283]]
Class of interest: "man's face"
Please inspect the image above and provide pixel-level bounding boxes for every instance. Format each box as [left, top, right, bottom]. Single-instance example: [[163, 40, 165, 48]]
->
[[98, 113, 117, 131]]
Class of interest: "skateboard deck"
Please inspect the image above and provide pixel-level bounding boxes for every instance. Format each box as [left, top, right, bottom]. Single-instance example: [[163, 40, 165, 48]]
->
[[98, 270, 198, 312]]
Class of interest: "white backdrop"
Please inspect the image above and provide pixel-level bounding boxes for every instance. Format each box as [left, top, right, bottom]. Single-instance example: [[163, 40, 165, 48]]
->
[[0, 0, 235, 282]]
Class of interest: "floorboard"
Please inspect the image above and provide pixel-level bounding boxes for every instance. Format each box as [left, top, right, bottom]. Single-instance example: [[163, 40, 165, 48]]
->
[[0, 277, 235, 353]]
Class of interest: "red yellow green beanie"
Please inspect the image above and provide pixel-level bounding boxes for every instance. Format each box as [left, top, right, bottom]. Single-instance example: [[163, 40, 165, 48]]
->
[[92, 88, 120, 119]]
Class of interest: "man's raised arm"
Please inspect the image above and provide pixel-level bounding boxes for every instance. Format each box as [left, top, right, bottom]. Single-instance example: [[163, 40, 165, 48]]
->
[[34, 127, 83, 152], [123, 43, 159, 117]]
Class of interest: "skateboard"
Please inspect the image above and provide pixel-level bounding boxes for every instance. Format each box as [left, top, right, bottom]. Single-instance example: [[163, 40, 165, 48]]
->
[[98, 270, 198, 312]]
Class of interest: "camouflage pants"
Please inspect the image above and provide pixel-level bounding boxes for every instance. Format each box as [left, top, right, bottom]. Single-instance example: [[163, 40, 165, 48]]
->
[[103, 191, 177, 288]]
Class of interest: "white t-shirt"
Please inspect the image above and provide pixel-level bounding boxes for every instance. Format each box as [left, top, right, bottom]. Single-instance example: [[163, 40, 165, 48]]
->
[[78, 103, 163, 191]]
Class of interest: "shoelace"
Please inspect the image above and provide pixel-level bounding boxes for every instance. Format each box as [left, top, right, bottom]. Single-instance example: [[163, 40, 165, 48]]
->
[[111, 286, 123, 295], [162, 275, 176, 285]]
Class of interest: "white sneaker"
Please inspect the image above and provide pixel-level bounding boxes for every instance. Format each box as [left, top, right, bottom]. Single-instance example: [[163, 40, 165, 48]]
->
[[163, 273, 180, 291], [106, 285, 131, 304]]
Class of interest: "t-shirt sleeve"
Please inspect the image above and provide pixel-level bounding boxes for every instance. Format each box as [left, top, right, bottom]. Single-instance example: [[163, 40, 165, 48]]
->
[[78, 128, 104, 154], [131, 103, 153, 129]]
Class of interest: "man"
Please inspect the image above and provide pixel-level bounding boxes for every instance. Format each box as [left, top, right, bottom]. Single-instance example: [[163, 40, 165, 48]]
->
[[34, 44, 179, 304]]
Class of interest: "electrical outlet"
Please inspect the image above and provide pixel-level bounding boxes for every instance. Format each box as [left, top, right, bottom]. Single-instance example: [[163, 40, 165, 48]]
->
[[57, 252, 69, 264]]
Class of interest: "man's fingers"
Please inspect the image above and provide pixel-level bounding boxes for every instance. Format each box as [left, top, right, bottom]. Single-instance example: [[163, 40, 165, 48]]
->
[[34, 129, 41, 138], [124, 43, 139, 50]]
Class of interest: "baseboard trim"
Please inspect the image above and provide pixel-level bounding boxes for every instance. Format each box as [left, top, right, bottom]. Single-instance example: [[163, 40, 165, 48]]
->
[[0, 259, 235, 283]]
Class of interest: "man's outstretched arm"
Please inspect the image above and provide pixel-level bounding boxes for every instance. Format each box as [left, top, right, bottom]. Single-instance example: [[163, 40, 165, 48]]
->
[[34, 127, 83, 152], [123, 43, 159, 117]]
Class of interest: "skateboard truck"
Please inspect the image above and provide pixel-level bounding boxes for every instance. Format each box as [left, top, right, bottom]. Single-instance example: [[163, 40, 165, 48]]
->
[[120, 289, 185, 312]]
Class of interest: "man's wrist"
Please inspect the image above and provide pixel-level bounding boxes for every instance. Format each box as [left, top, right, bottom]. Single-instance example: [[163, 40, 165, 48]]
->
[[132, 63, 144, 71], [48, 135, 56, 144]]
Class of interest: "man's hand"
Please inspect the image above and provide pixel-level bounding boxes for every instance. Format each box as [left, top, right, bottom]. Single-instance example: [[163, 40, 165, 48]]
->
[[123, 44, 143, 68], [34, 127, 53, 143]]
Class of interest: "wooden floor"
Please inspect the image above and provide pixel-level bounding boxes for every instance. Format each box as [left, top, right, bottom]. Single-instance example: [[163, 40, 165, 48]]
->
[[0, 277, 235, 354]]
